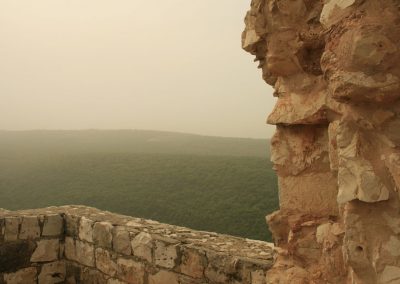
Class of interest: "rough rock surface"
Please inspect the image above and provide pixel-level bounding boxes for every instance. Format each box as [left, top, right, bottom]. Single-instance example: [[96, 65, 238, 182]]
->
[[0, 205, 274, 283], [243, 0, 400, 283]]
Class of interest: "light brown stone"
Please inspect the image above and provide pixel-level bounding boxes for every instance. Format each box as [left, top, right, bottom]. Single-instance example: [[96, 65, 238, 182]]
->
[[251, 270, 266, 284], [320, 0, 356, 28], [78, 216, 94, 243], [243, 0, 400, 282], [31, 239, 59, 262], [76, 239, 95, 267], [38, 261, 66, 284], [180, 247, 207, 279], [278, 173, 338, 215], [95, 248, 118, 277], [80, 267, 108, 284], [107, 279, 126, 284], [148, 270, 179, 284], [64, 237, 76, 261], [117, 258, 144, 284], [4, 267, 37, 284], [19, 216, 40, 240], [154, 239, 179, 269], [4, 217, 20, 241], [379, 266, 400, 284], [131, 232, 153, 263], [113, 226, 132, 256]]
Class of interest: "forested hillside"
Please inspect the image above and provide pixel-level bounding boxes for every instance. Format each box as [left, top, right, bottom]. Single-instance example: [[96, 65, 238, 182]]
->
[[0, 130, 278, 241]]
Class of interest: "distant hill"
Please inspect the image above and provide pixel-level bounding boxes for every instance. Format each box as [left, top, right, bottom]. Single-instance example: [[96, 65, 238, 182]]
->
[[0, 130, 270, 158]]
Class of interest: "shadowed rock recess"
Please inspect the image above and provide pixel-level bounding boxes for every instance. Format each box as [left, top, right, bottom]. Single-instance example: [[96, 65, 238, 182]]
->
[[0, 206, 273, 283], [243, 0, 400, 283]]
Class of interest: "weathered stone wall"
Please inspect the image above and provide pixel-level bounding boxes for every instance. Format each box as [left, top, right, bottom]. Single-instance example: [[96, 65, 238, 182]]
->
[[243, 0, 400, 283], [0, 206, 273, 283]]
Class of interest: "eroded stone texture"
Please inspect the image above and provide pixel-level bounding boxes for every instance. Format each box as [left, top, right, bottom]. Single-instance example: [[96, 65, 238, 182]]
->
[[38, 261, 66, 284], [148, 270, 178, 284], [19, 216, 40, 240], [93, 221, 113, 248], [113, 226, 132, 256], [131, 232, 153, 263], [0, 206, 274, 284], [30, 239, 59, 262], [4, 217, 20, 241], [243, 0, 400, 282], [42, 214, 63, 237], [79, 216, 94, 243], [154, 237, 179, 269], [4, 267, 37, 284], [117, 258, 145, 284], [75, 239, 95, 267], [95, 248, 118, 277]]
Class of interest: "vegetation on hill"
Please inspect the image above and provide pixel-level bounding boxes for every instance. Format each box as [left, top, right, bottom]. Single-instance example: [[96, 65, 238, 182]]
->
[[0, 130, 278, 241]]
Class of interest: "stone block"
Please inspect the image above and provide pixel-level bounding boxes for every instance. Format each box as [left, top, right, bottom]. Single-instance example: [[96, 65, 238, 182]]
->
[[64, 261, 80, 283], [4, 217, 19, 241], [31, 239, 59, 262], [93, 222, 113, 248], [64, 237, 76, 261], [180, 247, 207, 279], [270, 126, 330, 176], [278, 173, 339, 216], [154, 238, 179, 269], [4, 267, 37, 284], [65, 214, 79, 237], [320, 0, 356, 28], [131, 232, 153, 263], [80, 267, 107, 284], [95, 248, 118, 277], [117, 258, 144, 284], [42, 214, 63, 237], [149, 270, 179, 284], [113, 226, 132, 255], [19, 216, 40, 240], [204, 267, 229, 284], [76, 240, 95, 267], [251, 270, 266, 284], [78, 217, 94, 243], [204, 251, 233, 284], [38, 261, 66, 284], [379, 266, 400, 284]]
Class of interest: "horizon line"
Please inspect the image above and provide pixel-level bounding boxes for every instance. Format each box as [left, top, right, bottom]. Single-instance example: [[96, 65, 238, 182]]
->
[[0, 128, 272, 140]]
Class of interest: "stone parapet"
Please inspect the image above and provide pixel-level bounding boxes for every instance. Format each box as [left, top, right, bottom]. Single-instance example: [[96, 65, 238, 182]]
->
[[0, 205, 274, 284]]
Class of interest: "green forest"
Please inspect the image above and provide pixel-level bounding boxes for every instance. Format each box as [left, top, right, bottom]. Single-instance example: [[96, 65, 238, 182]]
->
[[0, 130, 278, 241]]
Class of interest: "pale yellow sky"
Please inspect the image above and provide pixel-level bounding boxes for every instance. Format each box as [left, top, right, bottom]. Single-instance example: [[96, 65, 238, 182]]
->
[[0, 0, 275, 138]]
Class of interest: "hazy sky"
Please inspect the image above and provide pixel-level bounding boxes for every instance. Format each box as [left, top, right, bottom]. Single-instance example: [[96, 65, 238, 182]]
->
[[0, 0, 275, 138]]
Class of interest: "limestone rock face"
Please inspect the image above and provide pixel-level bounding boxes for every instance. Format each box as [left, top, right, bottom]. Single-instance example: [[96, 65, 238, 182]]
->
[[243, 0, 400, 282]]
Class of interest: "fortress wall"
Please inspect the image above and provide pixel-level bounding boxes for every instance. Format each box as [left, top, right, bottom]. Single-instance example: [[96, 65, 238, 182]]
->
[[0, 206, 274, 284], [243, 0, 400, 283]]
